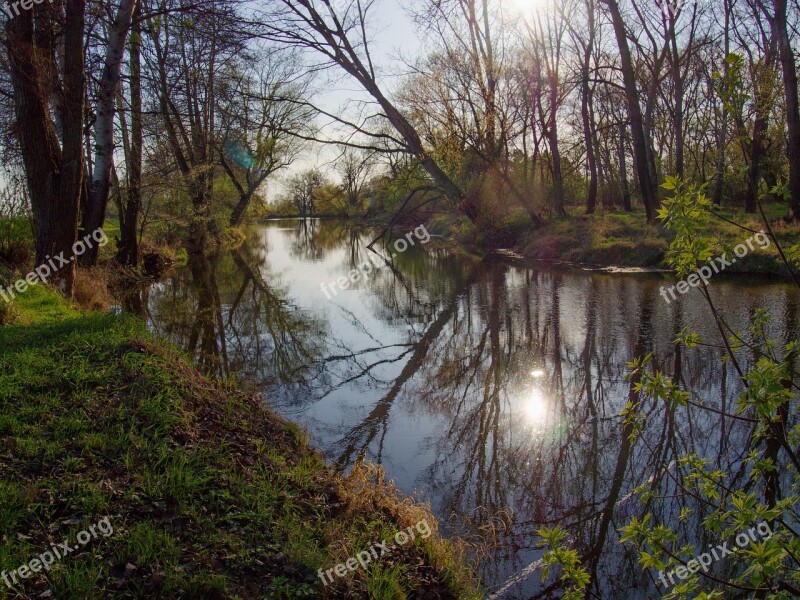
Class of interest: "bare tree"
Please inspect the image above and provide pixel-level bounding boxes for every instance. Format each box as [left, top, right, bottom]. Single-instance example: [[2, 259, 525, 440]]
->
[[80, 0, 138, 266], [258, 0, 524, 227], [288, 168, 323, 217], [522, 1, 572, 216], [564, 0, 600, 214], [218, 52, 312, 226], [116, 0, 144, 266], [146, 0, 247, 232], [599, 0, 659, 222], [336, 148, 374, 212]]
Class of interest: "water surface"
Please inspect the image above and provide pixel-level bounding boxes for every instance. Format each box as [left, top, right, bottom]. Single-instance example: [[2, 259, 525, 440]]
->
[[140, 219, 799, 598]]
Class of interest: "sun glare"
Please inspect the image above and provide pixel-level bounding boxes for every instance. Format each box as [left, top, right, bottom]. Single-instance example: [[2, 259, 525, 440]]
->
[[511, 0, 548, 14], [522, 388, 549, 425]]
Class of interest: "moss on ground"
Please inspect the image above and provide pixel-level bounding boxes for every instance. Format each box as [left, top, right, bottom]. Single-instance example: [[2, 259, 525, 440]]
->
[[0, 287, 481, 599]]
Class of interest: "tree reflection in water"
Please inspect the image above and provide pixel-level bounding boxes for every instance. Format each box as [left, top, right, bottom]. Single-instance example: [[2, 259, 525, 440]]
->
[[141, 220, 800, 599], [145, 229, 324, 386]]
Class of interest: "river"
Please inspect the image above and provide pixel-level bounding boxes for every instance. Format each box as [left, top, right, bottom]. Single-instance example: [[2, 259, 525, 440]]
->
[[137, 219, 799, 598]]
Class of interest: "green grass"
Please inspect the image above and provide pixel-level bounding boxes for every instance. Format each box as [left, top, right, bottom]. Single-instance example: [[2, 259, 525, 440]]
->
[[0, 289, 481, 599], [516, 210, 667, 266], [0, 217, 33, 269], [516, 205, 800, 274]]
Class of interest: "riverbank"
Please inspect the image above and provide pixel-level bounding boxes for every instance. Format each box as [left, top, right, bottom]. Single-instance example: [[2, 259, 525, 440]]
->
[[0, 286, 481, 599], [425, 207, 799, 275]]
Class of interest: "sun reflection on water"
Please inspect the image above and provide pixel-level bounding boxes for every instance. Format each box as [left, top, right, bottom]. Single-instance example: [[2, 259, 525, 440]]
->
[[522, 387, 549, 426]]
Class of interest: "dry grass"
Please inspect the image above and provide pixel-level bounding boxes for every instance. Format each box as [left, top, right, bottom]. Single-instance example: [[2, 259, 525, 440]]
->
[[332, 461, 484, 599], [0, 300, 15, 325], [73, 267, 114, 311]]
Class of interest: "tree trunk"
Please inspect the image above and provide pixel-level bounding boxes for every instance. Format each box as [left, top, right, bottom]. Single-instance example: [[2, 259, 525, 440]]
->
[[230, 193, 252, 227], [619, 123, 632, 212], [81, 0, 138, 266], [745, 35, 777, 214], [581, 13, 598, 214], [582, 99, 599, 213], [670, 39, 685, 179], [746, 110, 770, 213], [602, 0, 658, 222], [663, 9, 689, 181], [117, 1, 143, 266], [363, 77, 485, 223], [712, 108, 726, 206], [771, 0, 800, 220], [547, 82, 566, 217], [55, 0, 86, 295], [7, 0, 86, 295], [713, 4, 730, 206]]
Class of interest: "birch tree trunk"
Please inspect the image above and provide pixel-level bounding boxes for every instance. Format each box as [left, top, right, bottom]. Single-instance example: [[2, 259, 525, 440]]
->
[[81, 0, 138, 266]]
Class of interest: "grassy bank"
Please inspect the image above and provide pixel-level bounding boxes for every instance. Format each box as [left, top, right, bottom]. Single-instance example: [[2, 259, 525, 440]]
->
[[514, 212, 667, 267], [0, 286, 480, 599], [424, 205, 799, 274], [516, 207, 800, 273]]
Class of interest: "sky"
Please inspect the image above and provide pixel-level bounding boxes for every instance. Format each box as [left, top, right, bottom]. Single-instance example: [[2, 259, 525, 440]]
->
[[313, 0, 423, 113], [275, 0, 536, 196], [270, 0, 423, 197]]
